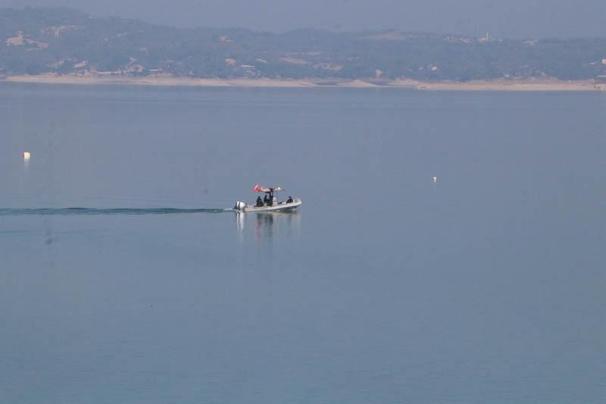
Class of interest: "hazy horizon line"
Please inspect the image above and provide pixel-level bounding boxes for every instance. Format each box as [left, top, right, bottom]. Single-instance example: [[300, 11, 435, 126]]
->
[[4, 5, 606, 41]]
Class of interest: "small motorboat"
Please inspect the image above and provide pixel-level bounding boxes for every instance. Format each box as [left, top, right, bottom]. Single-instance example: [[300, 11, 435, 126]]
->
[[234, 184, 302, 213]]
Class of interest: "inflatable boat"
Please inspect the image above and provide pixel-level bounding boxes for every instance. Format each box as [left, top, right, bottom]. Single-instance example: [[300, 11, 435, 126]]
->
[[234, 184, 302, 213]]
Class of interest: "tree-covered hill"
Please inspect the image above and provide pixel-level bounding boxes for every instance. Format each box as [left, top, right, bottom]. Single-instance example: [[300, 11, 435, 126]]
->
[[1, 7, 605, 81]]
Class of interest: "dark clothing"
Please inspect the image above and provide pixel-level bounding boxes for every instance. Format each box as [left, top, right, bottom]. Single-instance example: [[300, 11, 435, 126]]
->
[[256, 196, 263, 207], [286, 196, 294, 203]]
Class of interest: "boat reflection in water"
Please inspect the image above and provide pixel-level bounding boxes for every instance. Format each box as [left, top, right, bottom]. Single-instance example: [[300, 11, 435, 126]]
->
[[235, 210, 301, 243], [234, 184, 302, 244]]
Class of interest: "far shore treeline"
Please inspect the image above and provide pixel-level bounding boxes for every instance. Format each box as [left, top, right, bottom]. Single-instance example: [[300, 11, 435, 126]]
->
[[1, 7, 605, 81]]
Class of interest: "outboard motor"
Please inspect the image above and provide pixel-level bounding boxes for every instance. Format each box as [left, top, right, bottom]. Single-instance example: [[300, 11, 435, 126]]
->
[[234, 201, 247, 211]]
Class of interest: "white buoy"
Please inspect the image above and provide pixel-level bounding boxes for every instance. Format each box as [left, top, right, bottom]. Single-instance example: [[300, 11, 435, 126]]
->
[[432, 176, 438, 184], [23, 151, 31, 161]]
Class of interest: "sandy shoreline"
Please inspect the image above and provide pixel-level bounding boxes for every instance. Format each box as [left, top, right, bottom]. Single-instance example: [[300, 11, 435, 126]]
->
[[3, 74, 605, 92]]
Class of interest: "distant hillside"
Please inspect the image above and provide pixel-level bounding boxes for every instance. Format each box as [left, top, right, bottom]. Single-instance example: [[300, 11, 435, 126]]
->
[[1, 7, 605, 81]]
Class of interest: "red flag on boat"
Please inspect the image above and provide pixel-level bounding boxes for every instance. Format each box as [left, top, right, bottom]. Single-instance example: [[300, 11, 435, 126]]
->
[[252, 184, 267, 192], [252, 184, 282, 193]]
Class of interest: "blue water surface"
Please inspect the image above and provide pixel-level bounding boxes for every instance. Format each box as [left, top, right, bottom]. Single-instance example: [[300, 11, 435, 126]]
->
[[0, 83, 604, 403]]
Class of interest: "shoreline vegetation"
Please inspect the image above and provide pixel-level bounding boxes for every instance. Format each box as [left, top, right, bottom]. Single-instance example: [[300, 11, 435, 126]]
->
[[4, 74, 605, 92]]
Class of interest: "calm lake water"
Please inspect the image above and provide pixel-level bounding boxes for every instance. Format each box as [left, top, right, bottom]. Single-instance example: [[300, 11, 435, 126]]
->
[[0, 83, 604, 404]]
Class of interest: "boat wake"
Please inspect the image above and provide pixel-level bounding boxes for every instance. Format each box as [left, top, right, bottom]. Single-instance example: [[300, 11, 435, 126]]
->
[[0, 207, 233, 216]]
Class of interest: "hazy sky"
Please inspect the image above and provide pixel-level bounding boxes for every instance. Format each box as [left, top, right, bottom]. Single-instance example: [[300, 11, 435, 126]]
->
[[2, 0, 606, 38]]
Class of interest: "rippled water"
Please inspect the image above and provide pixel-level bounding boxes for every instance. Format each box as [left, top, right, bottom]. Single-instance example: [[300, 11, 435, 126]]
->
[[1, 83, 605, 403], [0, 208, 231, 216]]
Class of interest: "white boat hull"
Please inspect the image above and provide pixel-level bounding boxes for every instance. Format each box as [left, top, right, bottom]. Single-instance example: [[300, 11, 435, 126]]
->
[[234, 198, 302, 213]]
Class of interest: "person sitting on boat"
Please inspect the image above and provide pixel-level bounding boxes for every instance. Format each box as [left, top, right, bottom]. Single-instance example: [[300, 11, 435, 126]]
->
[[256, 196, 264, 207], [286, 196, 294, 203]]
